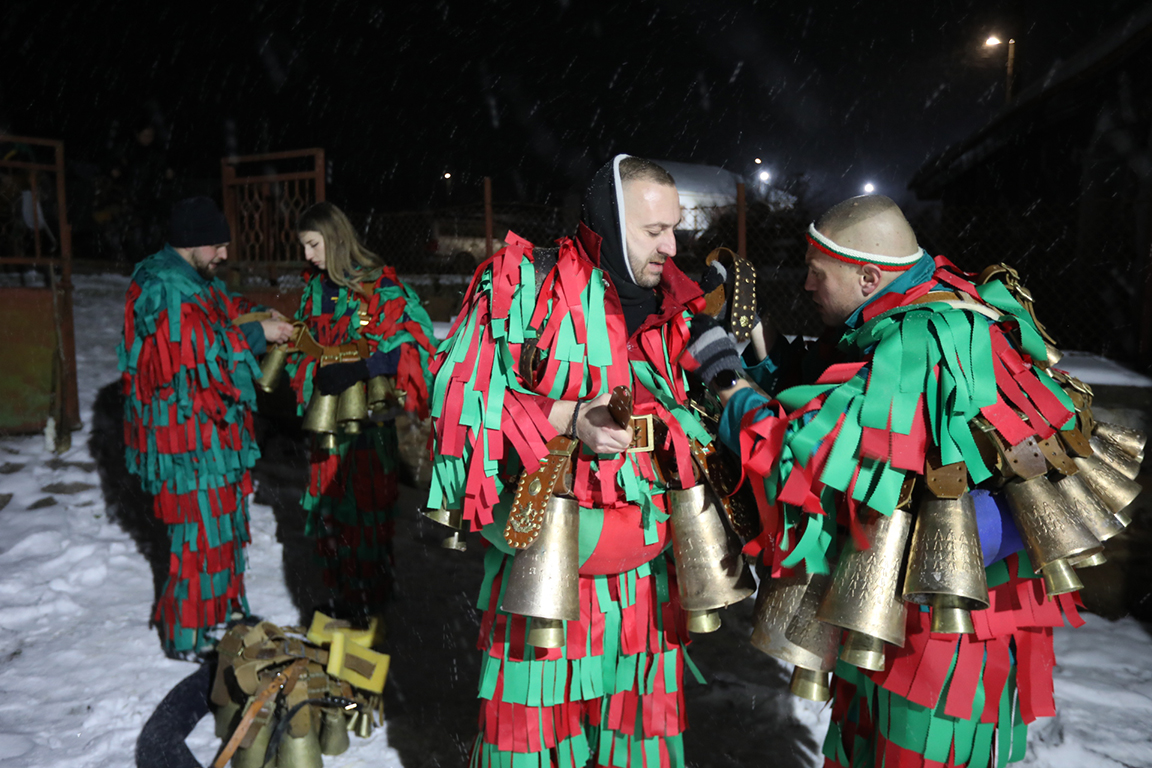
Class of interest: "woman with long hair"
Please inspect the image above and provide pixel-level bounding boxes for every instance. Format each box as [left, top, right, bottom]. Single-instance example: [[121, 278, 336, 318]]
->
[[285, 201, 436, 619]]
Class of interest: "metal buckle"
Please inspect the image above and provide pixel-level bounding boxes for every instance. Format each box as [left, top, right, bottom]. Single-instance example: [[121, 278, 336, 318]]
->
[[627, 414, 655, 453]]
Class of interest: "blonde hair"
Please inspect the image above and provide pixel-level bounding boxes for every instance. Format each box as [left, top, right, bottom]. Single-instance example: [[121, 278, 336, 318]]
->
[[297, 202, 383, 294]]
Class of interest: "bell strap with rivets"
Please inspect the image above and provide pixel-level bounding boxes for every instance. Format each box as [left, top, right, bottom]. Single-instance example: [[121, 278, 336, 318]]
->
[[702, 247, 758, 342]]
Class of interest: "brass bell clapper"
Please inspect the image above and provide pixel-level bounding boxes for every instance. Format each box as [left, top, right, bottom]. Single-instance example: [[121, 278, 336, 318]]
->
[[424, 506, 468, 551]]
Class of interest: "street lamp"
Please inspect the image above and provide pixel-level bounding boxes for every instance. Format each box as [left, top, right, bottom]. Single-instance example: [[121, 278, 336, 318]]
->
[[754, 157, 762, 164], [863, 182, 875, 194], [985, 35, 1016, 105], [443, 172, 452, 179], [758, 171, 770, 182]]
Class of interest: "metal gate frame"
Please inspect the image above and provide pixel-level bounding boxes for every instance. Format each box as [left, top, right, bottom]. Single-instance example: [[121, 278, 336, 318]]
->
[[221, 149, 325, 284], [0, 134, 80, 436]]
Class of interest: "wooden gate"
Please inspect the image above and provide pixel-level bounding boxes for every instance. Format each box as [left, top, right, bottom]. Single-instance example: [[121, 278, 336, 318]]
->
[[0, 135, 79, 438]]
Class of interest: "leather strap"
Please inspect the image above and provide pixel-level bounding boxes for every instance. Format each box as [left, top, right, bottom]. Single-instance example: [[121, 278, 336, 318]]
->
[[702, 247, 758, 341]]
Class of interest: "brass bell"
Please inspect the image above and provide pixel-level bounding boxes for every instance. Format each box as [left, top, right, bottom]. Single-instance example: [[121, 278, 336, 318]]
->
[[319, 708, 350, 756], [1039, 557, 1083, 596], [349, 709, 373, 739], [527, 617, 565, 648], [257, 344, 291, 393], [424, 507, 469, 551], [1090, 435, 1142, 481], [276, 728, 323, 768], [1053, 472, 1127, 542], [1073, 454, 1141, 518], [789, 667, 833, 702], [839, 631, 887, 672], [302, 392, 339, 436], [686, 610, 721, 634], [1069, 550, 1107, 568], [367, 375, 394, 412], [232, 720, 276, 768], [1094, 421, 1147, 460], [903, 494, 989, 634], [317, 433, 338, 451], [667, 484, 755, 623], [213, 698, 241, 739], [499, 495, 581, 648], [1044, 342, 1063, 368], [441, 531, 467, 551], [817, 507, 912, 672], [336, 381, 369, 433], [749, 569, 839, 701], [1003, 476, 1100, 597]]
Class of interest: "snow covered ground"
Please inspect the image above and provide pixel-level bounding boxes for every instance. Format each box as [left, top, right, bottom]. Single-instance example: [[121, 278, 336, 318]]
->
[[0, 273, 1149, 767]]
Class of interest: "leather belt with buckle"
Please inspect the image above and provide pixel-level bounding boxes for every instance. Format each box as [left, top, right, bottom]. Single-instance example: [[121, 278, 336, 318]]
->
[[627, 414, 655, 453]]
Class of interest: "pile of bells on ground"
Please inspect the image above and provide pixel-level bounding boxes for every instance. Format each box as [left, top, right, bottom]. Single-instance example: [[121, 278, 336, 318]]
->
[[258, 339, 405, 452], [209, 613, 389, 768], [749, 386, 1144, 704]]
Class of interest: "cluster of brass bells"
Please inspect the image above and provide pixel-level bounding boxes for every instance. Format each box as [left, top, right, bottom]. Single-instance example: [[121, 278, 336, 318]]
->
[[302, 374, 400, 451], [226, 702, 355, 768], [424, 506, 468, 552]]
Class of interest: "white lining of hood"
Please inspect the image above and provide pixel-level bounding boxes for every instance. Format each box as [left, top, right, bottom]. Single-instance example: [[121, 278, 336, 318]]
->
[[612, 154, 638, 284]]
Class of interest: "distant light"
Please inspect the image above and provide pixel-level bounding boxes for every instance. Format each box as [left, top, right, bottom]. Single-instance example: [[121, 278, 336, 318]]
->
[[863, 182, 875, 194], [758, 171, 770, 182], [754, 157, 762, 164], [986, 36, 1001, 46], [443, 172, 451, 179]]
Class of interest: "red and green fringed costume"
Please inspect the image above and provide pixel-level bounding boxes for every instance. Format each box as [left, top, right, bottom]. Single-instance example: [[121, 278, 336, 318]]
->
[[428, 225, 713, 768], [284, 267, 435, 614], [725, 253, 1090, 768], [118, 245, 265, 654]]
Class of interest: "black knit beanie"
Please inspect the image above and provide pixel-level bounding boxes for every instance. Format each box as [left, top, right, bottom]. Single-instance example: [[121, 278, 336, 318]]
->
[[169, 196, 231, 248]]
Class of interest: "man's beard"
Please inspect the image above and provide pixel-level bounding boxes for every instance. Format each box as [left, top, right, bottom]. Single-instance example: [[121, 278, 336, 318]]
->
[[195, 263, 219, 280]]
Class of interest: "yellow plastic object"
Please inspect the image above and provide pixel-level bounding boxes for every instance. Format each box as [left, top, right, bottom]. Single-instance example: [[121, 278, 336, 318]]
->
[[326, 631, 390, 694], [305, 612, 378, 648]]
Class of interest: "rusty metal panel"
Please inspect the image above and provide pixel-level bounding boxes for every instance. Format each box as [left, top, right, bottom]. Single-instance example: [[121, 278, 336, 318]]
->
[[0, 289, 57, 433]]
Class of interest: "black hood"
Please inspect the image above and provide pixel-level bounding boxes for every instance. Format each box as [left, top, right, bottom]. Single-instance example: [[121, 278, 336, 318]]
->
[[582, 154, 658, 334]]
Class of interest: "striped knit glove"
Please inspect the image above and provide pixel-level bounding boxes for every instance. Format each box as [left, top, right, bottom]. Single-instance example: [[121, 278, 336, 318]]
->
[[684, 315, 741, 389]]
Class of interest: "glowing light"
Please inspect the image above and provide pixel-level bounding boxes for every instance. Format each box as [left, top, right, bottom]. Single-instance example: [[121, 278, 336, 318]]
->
[[443, 172, 452, 179], [863, 182, 875, 194], [754, 157, 762, 164], [758, 171, 770, 182], [986, 36, 1001, 46]]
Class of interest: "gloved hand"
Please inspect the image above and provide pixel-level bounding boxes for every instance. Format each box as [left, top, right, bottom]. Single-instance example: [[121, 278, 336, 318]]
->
[[315, 360, 370, 396], [684, 315, 742, 390], [698, 259, 728, 296]]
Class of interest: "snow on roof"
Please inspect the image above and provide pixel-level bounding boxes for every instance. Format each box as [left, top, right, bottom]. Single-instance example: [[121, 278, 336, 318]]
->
[[656, 160, 742, 204]]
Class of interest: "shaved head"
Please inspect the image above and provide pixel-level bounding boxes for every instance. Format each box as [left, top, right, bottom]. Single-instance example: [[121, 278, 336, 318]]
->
[[814, 195, 919, 258]]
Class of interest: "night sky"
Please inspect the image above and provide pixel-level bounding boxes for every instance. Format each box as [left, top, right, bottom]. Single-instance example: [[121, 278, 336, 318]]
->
[[3, 0, 1149, 212]]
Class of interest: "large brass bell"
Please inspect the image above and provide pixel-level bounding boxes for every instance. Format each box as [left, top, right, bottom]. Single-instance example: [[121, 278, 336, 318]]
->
[[499, 495, 581, 648], [336, 381, 369, 434], [232, 719, 275, 768], [276, 728, 323, 768], [1003, 475, 1100, 597], [1094, 421, 1147, 460], [214, 698, 241, 739], [425, 506, 468, 551], [1073, 454, 1141, 520], [367, 374, 404, 415], [348, 709, 372, 738], [258, 344, 291, 393], [302, 392, 339, 436], [1090, 435, 1142, 481], [319, 708, 350, 755], [816, 507, 912, 672], [749, 569, 839, 701], [1054, 472, 1127, 543], [667, 483, 755, 633], [903, 494, 989, 634]]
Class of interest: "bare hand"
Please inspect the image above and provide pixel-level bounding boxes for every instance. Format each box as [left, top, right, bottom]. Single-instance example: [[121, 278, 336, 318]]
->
[[260, 319, 294, 345], [575, 392, 633, 454], [268, 309, 289, 322]]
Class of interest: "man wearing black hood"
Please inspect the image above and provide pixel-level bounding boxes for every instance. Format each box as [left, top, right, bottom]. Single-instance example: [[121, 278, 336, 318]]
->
[[428, 155, 743, 767]]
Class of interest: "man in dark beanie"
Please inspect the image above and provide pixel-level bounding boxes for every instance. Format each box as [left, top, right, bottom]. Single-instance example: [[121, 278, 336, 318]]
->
[[117, 196, 293, 658], [428, 155, 748, 767]]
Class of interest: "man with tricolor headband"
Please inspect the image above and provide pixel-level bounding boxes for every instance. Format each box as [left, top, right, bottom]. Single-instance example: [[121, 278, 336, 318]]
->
[[710, 195, 1124, 768]]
